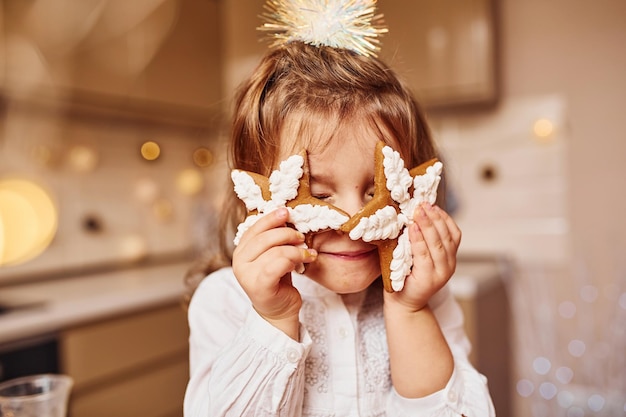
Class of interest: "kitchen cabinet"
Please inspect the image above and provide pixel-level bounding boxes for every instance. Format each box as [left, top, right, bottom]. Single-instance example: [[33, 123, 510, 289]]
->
[[0, 336, 59, 382], [378, 0, 499, 110], [451, 257, 512, 417], [1, 0, 223, 127], [59, 302, 189, 417]]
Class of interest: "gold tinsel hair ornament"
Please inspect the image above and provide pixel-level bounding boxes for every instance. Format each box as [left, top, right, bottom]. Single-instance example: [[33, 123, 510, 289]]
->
[[258, 0, 388, 57]]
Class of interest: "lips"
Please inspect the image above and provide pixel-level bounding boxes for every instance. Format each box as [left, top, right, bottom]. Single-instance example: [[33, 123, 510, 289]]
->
[[320, 247, 377, 260]]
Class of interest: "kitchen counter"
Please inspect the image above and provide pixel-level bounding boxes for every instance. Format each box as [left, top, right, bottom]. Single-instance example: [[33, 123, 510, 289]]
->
[[0, 256, 508, 347], [0, 262, 190, 346]]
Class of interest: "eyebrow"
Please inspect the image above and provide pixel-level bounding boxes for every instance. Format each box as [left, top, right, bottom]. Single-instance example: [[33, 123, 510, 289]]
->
[[309, 172, 334, 185]]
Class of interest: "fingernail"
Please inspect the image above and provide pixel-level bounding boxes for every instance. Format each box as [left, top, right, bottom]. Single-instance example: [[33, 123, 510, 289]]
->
[[296, 231, 305, 241], [303, 248, 318, 261], [276, 208, 288, 219]]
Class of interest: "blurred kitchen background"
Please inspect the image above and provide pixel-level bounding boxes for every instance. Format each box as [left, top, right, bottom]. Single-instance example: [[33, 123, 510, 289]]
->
[[0, 0, 625, 416]]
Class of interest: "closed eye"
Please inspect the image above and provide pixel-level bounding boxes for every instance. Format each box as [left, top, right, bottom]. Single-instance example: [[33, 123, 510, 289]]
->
[[313, 193, 332, 201]]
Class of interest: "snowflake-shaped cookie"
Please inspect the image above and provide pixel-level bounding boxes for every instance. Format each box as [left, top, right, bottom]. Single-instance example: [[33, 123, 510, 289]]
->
[[231, 151, 350, 246], [341, 141, 443, 292]]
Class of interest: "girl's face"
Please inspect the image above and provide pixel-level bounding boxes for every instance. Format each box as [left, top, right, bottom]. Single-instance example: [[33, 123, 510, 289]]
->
[[281, 120, 386, 294]]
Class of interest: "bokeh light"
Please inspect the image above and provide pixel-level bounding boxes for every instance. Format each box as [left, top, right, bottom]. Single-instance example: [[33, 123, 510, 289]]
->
[[555, 366, 574, 384], [68, 145, 99, 172], [516, 379, 534, 398], [0, 178, 58, 266], [532, 357, 551, 375], [533, 118, 555, 140], [538, 382, 557, 400], [587, 394, 605, 412], [557, 390, 574, 408], [192, 147, 213, 168], [176, 168, 204, 196], [568, 339, 586, 357], [117, 234, 148, 261], [140, 141, 161, 161]]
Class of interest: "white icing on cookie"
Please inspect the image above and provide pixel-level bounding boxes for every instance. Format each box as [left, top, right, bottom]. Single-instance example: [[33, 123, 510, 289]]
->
[[349, 205, 403, 242], [289, 204, 348, 234], [390, 228, 412, 291], [268, 154, 303, 205], [412, 162, 443, 209], [231, 170, 265, 212], [382, 146, 413, 204]]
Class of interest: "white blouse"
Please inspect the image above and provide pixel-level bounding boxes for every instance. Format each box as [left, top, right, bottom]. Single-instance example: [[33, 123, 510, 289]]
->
[[184, 267, 495, 417]]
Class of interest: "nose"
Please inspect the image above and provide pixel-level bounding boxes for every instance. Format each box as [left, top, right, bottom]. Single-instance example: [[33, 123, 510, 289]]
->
[[334, 191, 369, 218]]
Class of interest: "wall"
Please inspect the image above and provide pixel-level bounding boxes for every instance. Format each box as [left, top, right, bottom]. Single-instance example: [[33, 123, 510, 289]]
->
[[501, 0, 626, 285]]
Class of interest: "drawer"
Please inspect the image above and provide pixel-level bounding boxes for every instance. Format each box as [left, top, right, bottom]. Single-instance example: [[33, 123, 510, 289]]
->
[[69, 354, 189, 417], [60, 303, 188, 389]]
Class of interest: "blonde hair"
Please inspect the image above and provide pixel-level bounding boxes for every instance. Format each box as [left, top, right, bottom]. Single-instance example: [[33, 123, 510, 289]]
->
[[184, 41, 439, 301]]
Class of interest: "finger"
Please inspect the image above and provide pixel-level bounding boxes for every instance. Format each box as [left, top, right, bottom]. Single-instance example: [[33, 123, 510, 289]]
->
[[414, 205, 448, 267], [429, 206, 461, 266], [425, 205, 458, 257], [236, 209, 305, 260], [238, 207, 290, 244], [408, 221, 435, 271], [237, 226, 306, 263], [251, 246, 318, 286], [435, 205, 462, 246]]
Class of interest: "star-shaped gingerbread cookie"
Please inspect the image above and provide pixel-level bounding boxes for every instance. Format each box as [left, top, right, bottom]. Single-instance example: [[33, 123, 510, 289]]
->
[[231, 149, 350, 247], [340, 141, 442, 292]]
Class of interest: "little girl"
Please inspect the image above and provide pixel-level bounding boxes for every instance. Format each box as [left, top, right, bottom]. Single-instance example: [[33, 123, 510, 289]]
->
[[184, 1, 495, 416]]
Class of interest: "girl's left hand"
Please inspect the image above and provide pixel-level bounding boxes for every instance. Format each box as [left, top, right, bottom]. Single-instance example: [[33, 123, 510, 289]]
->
[[386, 203, 461, 312]]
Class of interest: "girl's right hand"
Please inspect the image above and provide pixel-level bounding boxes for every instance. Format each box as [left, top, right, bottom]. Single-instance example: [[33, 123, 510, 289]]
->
[[232, 207, 317, 340]]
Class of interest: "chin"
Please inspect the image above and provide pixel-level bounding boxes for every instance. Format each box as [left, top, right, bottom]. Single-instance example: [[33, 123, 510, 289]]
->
[[304, 258, 381, 294]]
